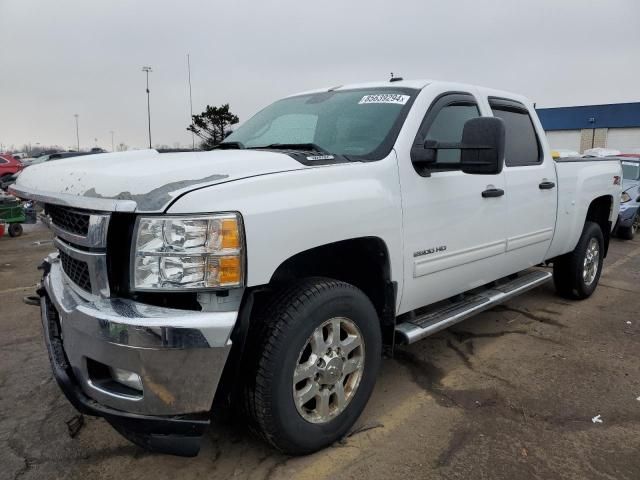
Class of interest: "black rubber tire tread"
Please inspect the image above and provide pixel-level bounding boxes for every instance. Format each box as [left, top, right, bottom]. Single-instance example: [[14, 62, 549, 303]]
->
[[616, 214, 637, 240], [243, 277, 381, 455], [553, 221, 604, 300], [8, 223, 23, 237]]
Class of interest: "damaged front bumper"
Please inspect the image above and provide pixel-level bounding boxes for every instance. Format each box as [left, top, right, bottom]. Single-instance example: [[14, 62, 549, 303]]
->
[[39, 256, 239, 456], [616, 203, 639, 228]]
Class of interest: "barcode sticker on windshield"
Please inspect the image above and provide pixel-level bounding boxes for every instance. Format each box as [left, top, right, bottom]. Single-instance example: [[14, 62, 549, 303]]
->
[[359, 94, 410, 105]]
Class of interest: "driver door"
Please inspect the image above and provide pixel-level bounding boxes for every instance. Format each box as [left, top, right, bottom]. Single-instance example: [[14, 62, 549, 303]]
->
[[398, 91, 509, 313]]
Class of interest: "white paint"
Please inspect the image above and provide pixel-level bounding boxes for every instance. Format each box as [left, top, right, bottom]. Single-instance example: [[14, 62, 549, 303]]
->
[[16, 149, 309, 212], [14, 79, 624, 317]]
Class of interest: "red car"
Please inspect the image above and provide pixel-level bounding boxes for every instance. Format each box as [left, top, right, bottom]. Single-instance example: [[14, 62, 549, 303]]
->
[[0, 154, 23, 178]]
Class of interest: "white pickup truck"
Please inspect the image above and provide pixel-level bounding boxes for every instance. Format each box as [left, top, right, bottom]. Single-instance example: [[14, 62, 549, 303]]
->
[[13, 79, 622, 457]]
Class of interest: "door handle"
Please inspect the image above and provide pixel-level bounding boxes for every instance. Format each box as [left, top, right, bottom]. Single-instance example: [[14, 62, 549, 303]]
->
[[539, 181, 556, 190], [482, 188, 505, 198]]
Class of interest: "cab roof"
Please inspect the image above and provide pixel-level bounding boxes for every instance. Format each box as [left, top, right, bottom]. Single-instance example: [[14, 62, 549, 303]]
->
[[289, 79, 532, 107]]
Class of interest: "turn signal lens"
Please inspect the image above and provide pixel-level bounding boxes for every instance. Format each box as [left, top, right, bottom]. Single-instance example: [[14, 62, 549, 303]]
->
[[221, 218, 240, 250], [219, 256, 241, 285]]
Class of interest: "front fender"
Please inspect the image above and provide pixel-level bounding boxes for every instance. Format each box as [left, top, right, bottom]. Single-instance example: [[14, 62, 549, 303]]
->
[[167, 156, 404, 293]]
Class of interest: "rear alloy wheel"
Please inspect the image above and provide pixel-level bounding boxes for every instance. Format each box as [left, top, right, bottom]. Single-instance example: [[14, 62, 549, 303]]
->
[[244, 278, 381, 455], [553, 221, 604, 299]]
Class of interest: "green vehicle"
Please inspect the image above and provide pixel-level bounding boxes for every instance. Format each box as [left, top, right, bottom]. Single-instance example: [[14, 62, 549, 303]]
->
[[0, 197, 27, 237]]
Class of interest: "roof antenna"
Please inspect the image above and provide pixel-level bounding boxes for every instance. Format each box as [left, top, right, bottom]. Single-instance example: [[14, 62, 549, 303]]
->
[[390, 72, 403, 83]]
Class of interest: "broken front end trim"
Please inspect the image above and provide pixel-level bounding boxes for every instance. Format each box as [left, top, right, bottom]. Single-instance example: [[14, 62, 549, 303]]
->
[[39, 256, 239, 456]]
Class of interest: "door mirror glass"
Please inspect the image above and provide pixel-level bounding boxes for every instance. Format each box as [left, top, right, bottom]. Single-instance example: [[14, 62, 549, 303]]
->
[[460, 117, 506, 175]]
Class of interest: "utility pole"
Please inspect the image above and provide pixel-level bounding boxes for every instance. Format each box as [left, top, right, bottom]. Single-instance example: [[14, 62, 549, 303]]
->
[[74, 114, 80, 151], [142, 66, 153, 149], [187, 54, 195, 150], [110, 131, 115, 152]]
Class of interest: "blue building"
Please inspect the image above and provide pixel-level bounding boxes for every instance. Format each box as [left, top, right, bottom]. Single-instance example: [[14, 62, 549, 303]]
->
[[536, 102, 640, 153]]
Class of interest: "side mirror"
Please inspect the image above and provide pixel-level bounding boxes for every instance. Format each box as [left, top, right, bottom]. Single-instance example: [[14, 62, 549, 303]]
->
[[460, 117, 505, 175], [410, 117, 505, 175], [410, 140, 438, 164]]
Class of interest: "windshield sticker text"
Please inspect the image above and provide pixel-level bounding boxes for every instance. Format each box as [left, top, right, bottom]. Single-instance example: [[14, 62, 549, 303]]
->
[[358, 94, 410, 105], [306, 155, 335, 161]]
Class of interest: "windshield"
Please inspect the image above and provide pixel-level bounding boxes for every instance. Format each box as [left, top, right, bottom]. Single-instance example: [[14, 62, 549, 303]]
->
[[622, 161, 640, 181], [223, 88, 417, 159]]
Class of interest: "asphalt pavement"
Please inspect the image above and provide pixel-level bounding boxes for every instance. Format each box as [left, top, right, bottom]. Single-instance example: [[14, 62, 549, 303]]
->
[[1, 223, 639, 480]]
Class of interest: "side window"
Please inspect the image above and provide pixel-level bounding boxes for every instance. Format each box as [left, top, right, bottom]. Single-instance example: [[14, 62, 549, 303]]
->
[[424, 104, 480, 163], [413, 94, 481, 174], [0, 158, 7, 164], [490, 101, 540, 166]]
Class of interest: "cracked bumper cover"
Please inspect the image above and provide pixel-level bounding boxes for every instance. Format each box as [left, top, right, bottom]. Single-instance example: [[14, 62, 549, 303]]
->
[[40, 258, 238, 456]]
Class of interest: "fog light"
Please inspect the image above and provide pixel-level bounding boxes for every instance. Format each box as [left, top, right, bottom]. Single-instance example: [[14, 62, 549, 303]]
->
[[109, 367, 143, 392]]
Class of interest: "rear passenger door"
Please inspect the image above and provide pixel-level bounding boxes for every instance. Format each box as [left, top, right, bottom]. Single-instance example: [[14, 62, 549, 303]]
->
[[489, 98, 558, 269]]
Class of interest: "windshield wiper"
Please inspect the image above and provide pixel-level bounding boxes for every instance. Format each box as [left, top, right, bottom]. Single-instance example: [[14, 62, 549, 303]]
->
[[215, 141, 245, 150], [250, 143, 330, 154]]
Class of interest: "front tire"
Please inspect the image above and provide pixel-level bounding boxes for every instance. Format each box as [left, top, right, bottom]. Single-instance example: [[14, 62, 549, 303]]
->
[[553, 221, 604, 299], [244, 278, 381, 454]]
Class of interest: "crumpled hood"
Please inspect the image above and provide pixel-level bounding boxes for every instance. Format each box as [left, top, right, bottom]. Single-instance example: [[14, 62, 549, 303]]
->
[[14, 149, 308, 212]]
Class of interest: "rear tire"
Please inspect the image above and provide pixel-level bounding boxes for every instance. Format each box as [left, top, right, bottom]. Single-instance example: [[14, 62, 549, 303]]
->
[[244, 278, 381, 455], [8, 223, 23, 237], [553, 221, 604, 299], [617, 213, 638, 240]]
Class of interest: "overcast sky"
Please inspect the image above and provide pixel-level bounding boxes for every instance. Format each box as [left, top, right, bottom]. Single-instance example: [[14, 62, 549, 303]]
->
[[1, 0, 639, 151]]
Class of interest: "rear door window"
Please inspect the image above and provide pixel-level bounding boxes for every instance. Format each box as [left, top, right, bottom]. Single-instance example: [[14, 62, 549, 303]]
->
[[489, 98, 541, 166]]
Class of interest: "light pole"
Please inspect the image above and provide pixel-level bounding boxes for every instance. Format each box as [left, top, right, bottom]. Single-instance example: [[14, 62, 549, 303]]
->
[[110, 130, 115, 152], [74, 114, 80, 151], [142, 66, 153, 149], [187, 54, 195, 150]]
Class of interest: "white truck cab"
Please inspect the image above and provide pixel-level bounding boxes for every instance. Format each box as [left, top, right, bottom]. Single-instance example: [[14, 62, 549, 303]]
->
[[13, 79, 622, 457]]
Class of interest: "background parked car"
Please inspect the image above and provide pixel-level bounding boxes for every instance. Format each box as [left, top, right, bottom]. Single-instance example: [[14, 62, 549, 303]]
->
[[21, 151, 95, 166], [0, 154, 24, 178], [616, 157, 640, 239], [0, 172, 20, 191]]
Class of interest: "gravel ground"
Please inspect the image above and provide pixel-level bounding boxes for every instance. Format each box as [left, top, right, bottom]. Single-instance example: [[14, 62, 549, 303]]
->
[[1, 222, 639, 480]]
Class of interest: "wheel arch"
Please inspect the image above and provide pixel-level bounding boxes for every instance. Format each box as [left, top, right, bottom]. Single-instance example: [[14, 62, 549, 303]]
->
[[585, 195, 613, 257], [214, 237, 396, 408], [267, 237, 397, 344]]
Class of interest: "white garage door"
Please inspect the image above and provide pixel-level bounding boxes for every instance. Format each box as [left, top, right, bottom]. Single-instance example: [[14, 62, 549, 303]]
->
[[607, 128, 640, 152], [545, 130, 581, 152]]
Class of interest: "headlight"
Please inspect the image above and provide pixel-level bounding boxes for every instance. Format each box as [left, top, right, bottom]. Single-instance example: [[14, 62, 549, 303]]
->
[[131, 213, 244, 291], [621, 192, 632, 203]]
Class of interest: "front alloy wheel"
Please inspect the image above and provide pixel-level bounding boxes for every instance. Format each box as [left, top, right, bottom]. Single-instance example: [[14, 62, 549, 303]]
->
[[293, 317, 365, 424], [244, 278, 381, 455]]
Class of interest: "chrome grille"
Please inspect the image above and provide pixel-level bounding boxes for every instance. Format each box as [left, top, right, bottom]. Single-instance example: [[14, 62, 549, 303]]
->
[[45, 204, 90, 236], [59, 250, 92, 293]]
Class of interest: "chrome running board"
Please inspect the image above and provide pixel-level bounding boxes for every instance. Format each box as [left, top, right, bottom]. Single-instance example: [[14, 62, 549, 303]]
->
[[395, 270, 552, 345]]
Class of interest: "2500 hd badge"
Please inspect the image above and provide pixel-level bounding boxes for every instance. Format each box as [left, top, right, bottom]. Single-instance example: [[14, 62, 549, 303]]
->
[[414, 245, 447, 257]]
